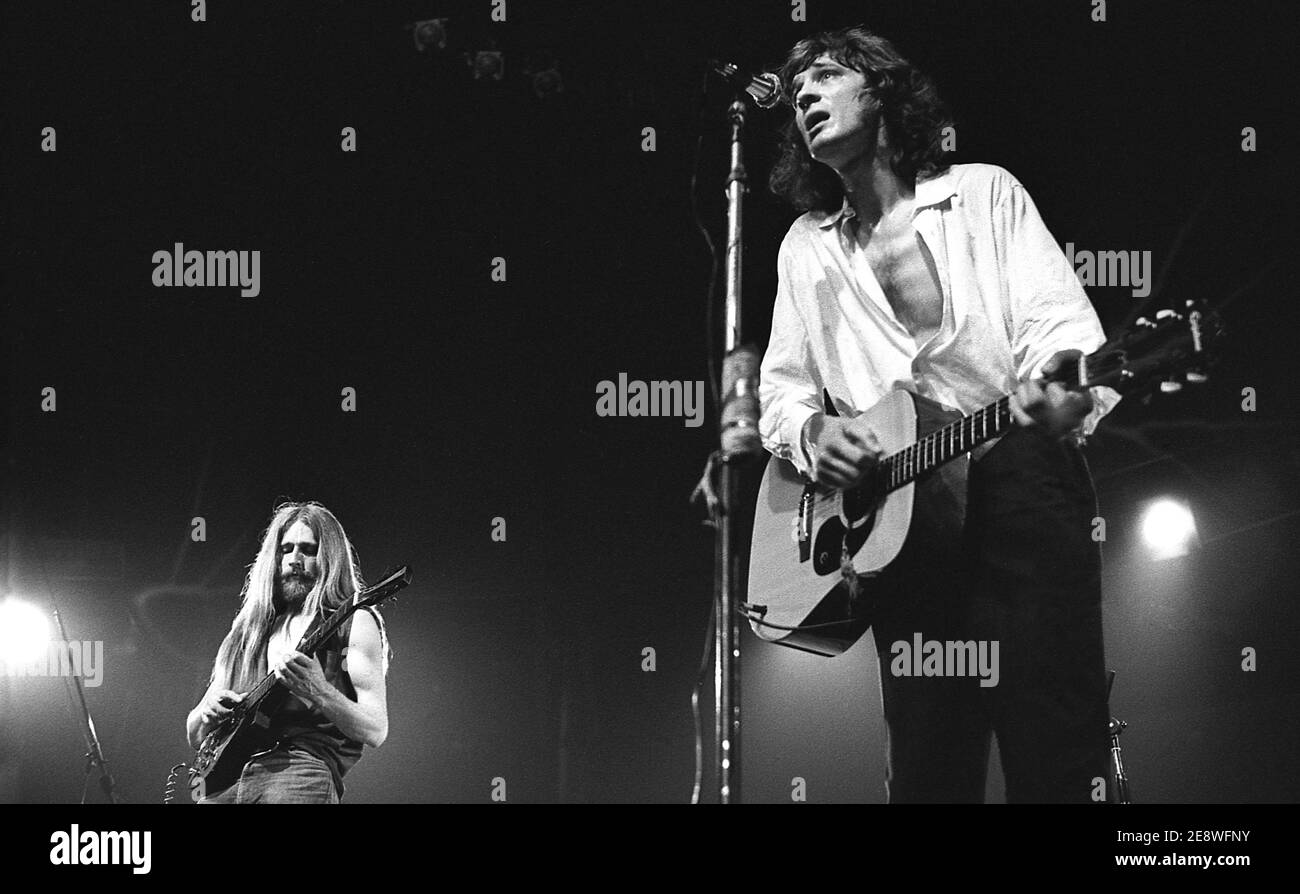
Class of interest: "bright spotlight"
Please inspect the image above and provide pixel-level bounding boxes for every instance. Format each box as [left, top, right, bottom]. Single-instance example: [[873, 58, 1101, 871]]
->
[[0, 599, 51, 667], [1140, 498, 1199, 560]]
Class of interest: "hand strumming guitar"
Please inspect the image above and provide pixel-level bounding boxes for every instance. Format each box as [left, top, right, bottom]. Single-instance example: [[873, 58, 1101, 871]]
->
[[195, 689, 243, 735], [804, 412, 885, 489]]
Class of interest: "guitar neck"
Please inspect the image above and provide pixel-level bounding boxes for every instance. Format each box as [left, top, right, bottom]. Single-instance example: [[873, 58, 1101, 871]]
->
[[881, 394, 1014, 494], [876, 301, 1225, 494], [240, 598, 367, 707], [232, 566, 409, 708]]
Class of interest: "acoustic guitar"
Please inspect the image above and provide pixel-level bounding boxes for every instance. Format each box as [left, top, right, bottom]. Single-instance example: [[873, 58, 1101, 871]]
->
[[747, 303, 1221, 656]]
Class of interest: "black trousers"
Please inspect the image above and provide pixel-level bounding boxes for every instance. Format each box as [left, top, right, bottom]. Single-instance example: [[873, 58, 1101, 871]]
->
[[869, 424, 1110, 803]]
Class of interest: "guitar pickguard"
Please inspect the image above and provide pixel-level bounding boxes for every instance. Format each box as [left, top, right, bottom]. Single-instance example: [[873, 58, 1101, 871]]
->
[[811, 501, 878, 576]]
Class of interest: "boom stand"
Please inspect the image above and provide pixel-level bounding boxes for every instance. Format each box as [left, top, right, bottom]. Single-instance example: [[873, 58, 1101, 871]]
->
[[1107, 670, 1132, 804], [54, 607, 119, 804]]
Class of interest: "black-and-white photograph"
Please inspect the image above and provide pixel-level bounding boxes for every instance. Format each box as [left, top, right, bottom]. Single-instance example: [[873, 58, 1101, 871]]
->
[[2, 0, 1293, 877]]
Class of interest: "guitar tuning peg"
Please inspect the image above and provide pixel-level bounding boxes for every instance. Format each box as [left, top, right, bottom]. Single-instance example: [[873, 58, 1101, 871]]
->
[[1156, 309, 1178, 320], [1135, 316, 1152, 327], [1160, 379, 1183, 393], [1185, 370, 1207, 384]]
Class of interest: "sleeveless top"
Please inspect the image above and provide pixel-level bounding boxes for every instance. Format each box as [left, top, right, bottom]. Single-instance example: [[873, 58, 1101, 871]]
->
[[265, 605, 382, 798]]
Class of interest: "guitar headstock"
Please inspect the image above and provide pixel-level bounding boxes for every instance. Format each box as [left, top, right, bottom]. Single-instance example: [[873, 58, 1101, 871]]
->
[[355, 565, 413, 610], [1083, 300, 1224, 397]]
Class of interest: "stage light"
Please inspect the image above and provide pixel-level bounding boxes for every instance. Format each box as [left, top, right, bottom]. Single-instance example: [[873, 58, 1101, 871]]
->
[[472, 49, 505, 81], [529, 66, 563, 100], [0, 598, 51, 667], [412, 18, 448, 53], [1140, 498, 1199, 560], [524, 51, 563, 101]]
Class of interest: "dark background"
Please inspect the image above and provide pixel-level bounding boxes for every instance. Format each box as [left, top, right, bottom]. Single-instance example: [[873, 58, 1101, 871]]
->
[[2, 0, 1295, 803]]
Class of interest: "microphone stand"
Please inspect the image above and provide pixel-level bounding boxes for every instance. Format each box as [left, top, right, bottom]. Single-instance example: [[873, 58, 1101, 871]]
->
[[1106, 670, 1131, 804], [53, 607, 119, 804], [709, 94, 765, 804]]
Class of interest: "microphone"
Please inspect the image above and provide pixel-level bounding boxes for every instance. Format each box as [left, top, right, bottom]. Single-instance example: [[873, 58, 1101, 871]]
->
[[710, 60, 782, 109], [720, 345, 763, 458]]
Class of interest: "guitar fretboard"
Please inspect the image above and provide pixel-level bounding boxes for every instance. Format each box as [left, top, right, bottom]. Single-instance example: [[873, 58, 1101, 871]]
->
[[881, 396, 1014, 493], [235, 566, 409, 708], [239, 599, 360, 706], [233, 569, 410, 706]]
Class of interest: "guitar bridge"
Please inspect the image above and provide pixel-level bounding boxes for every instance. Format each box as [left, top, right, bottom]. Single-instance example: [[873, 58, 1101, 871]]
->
[[797, 481, 815, 562]]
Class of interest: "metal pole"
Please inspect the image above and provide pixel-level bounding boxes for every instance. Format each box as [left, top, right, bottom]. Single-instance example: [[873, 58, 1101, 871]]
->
[[53, 607, 119, 804], [714, 98, 751, 804]]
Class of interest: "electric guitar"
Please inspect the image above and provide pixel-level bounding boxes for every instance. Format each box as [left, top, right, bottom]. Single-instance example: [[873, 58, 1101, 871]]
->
[[747, 302, 1222, 656], [184, 564, 412, 802]]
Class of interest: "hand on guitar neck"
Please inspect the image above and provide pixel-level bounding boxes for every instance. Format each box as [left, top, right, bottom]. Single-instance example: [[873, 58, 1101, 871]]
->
[[805, 349, 1094, 489], [1010, 349, 1094, 438]]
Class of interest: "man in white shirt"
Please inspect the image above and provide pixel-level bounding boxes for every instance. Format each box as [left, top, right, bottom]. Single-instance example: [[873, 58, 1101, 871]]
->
[[759, 26, 1118, 803]]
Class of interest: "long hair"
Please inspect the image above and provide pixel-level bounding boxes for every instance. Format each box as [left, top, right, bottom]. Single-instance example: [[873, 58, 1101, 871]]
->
[[768, 26, 954, 213], [211, 501, 387, 693]]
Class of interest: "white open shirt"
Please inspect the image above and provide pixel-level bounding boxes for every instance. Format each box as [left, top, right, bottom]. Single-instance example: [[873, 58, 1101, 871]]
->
[[759, 162, 1121, 476]]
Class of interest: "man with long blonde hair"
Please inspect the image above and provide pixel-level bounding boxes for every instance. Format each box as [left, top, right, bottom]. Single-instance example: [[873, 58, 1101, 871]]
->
[[186, 501, 390, 803]]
